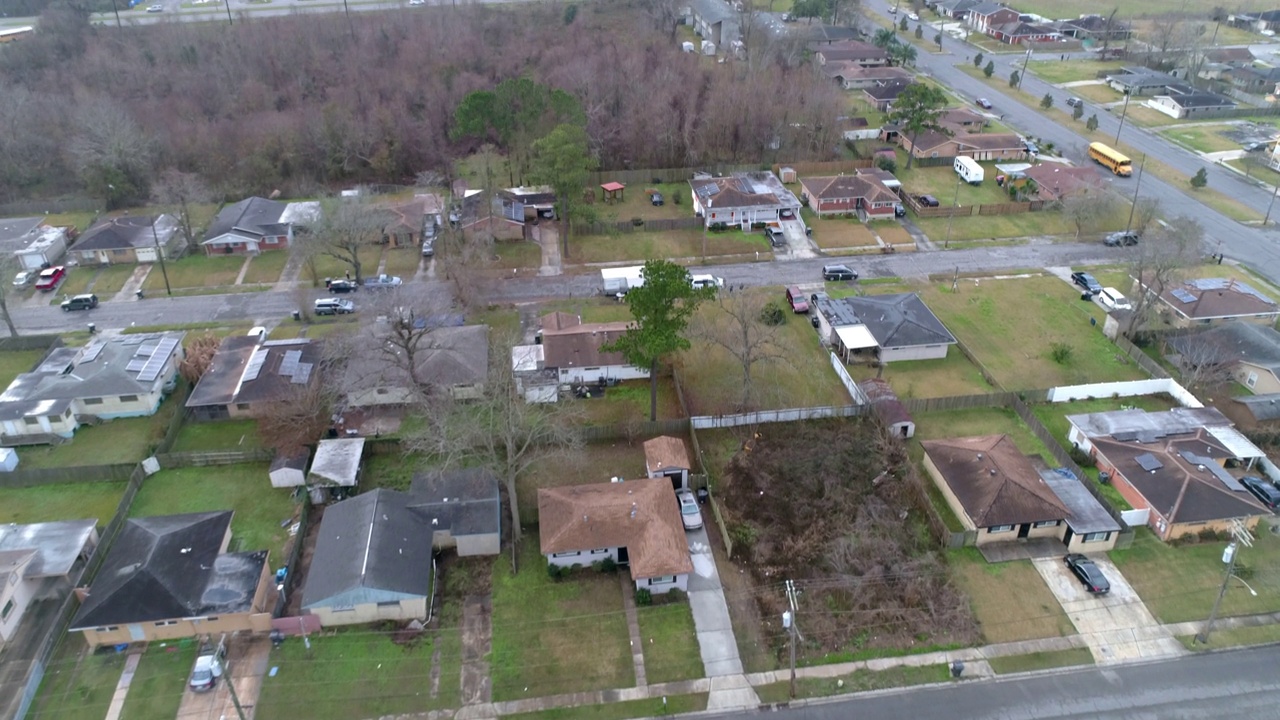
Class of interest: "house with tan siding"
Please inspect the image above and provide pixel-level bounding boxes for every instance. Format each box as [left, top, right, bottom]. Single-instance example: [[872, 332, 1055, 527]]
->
[[0, 519, 98, 644], [72, 214, 181, 265]]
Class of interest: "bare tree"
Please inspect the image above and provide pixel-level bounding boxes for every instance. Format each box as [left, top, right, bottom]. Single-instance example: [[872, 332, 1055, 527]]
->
[[694, 290, 785, 411], [1059, 189, 1121, 239], [1126, 216, 1203, 338], [405, 333, 583, 565], [178, 333, 222, 385], [1130, 197, 1161, 238], [0, 255, 22, 337], [152, 169, 213, 253], [66, 100, 155, 209], [303, 198, 388, 283], [252, 375, 337, 454], [1169, 333, 1239, 390]]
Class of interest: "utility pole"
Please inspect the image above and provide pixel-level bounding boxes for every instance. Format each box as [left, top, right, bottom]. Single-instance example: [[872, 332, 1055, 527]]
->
[[1197, 520, 1253, 645], [1114, 91, 1131, 145], [109, 0, 122, 28], [784, 580, 800, 698], [149, 216, 172, 296], [944, 175, 962, 249], [1017, 47, 1031, 90], [1266, 181, 1280, 226], [224, 0, 233, 25], [215, 634, 248, 720], [1123, 154, 1146, 233]]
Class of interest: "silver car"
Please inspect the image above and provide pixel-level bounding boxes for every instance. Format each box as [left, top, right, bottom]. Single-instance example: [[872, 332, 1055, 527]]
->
[[676, 489, 702, 531]]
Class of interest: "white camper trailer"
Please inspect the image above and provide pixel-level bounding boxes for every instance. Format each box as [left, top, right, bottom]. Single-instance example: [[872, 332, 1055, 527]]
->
[[601, 266, 646, 296], [953, 156, 984, 185]]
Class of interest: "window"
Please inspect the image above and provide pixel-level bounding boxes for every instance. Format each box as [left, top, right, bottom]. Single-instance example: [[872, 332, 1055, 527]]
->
[[236, 403, 252, 411], [1032, 520, 1060, 528], [987, 525, 1015, 533], [154, 620, 177, 627], [1246, 372, 1258, 388], [590, 548, 610, 556], [1, 599, 13, 620], [551, 551, 580, 559], [205, 617, 218, 622], [95, 626, 119, 632], [377, 601, 401, 607], [1083, 532, 1110, 543], [83, 398, 103, 405], [119, 395, 138, 403], [23, 417, 39, 426], [648, 576, 676, 585]]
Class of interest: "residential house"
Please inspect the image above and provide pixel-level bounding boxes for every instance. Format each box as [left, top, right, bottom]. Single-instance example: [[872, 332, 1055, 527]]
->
[[811, 39, 889, 67], [538, 312, 648, 385], [858, 378, 915, 438], [823, 63, 914, 90], [965, 2, 1020, 35], [1227, 394, 1280, 430], [922, 435, 1120, 550], [342, 323, 489, 407], [811, 292, 957, 363], [644, 436, 692, 490], [899, 127, 1025, 161], [1141, 276, 1279, 327], [1147, 86, 1236, 119], [686, 0, 741, 52], [1021, 164, 1104, 201], [202, 197, 319, 256], [1106, 68, 1178, 96], [186, 336, 321, 421], [269, 449, 309, 489], [68, 511, 272, 649], [1203, 48, 1256, 67], [935, 0, 981, 20], [0, 217, 70, 271], [688, 172, 801, 230], [499, 186, 557, 224], [939, 107, 989, 129], [1054, 14, 1132, 41], [1167, 322, 1280, 394], [989, 20, 1060, 44], [0, 519, 98, 644], [380, 194, 443, 248], [1231, 9, 1280, 34], [799, 172, 899, 220], [72, 215, 181, 265], [1224, 65, 1280, 95], [862, 80, 913, 111], [539, 478, 694, 595], [452, 187, 523, 240], [0, 333, 184, 444], [302, 471, 499, 626]]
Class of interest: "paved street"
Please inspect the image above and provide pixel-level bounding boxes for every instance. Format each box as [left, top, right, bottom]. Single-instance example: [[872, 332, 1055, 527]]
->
[[717, 644, 1280, 720]]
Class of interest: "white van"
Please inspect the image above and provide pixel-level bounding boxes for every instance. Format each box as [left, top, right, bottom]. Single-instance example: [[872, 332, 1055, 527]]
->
[[954, 156, 984, 185], [1097, 287, 1132, 312], [690, 274, 724, 290]]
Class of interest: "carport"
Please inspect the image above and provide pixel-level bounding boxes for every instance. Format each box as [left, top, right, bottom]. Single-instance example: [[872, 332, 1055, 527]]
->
[[834, 324, 879, 363]]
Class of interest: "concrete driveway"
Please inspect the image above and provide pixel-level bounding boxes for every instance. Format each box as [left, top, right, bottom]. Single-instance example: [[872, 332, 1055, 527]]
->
[[686, 527, 759, 710], [1033, 556, 1184, 664], [778, 218, 817, 259], [175, 636, 272, 720]]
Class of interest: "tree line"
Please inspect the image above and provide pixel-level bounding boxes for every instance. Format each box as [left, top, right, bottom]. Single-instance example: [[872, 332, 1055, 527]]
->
[[0, 1, 846, 206]]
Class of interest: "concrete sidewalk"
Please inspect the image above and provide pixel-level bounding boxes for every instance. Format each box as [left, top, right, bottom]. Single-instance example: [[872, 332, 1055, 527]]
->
[[103, 650, 142, 720]]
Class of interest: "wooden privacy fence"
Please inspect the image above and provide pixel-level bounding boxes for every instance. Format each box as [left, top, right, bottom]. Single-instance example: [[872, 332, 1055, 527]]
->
[[1113, 334, 1170, 379], [898, 392, 1021, 413], [155, 449, 275, 467], [0, 463, 138, 488], [273, 496, 312, 617]]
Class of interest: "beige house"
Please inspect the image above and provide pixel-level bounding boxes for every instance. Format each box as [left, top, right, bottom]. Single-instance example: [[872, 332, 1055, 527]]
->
[[1142, 277, 1280, 327], [70, 511, 272, 648], [923, 435, 1120, 551], [0, 519, 98, 644], [0, 333, 184, 444], [71, 214, 181, 265], [1168, 322, 1280, 395]]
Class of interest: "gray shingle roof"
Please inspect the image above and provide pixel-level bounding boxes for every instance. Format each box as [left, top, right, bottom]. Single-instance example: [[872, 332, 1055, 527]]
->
[[1234, 394, 1280, 422], [204, 197, 289, 243], [826, 293, 957, 348], [1168, 322, 1280, 374], [75, 215, 178, 252]]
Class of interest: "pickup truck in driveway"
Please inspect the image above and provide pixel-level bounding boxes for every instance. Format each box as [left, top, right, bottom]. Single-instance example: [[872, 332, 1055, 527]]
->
[[363, 274, 403, 290]]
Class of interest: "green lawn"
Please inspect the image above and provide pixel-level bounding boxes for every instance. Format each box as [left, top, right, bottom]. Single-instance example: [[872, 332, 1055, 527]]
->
[[502, 694, 709, 720], [169, 419, 262, 452], [805, 213, 880, 250], [17, 403, 178, 470], [1026, 60, 1126, 86], [383, 247, 424, 276], [29, 636, 127, 720], [1177, 624, 1280, 651], [576, 378, 683, 426], [912, 407, 1053, 461], [1030, 396, 1178, 448], [1161, 126, 1240, 155], [92, 264, 143, 295], [490, 537, 633, 701], [118, 643, 199, 720], [56, 266, 97, 297], [914, 203, 1131, 243], [988, 647, 1094, 674], [539, 297, 634, 324], [0, 481, 125, 525], [574, 229, 770, 264], [241, 251, 291, 284], [754, 663, 951, 703], [1109, 527, 1280, 624], [1070, 83, 1124, 105], [897, 160, 1016, 207], [843, 350, 995, 398], [362, 452, 425, 492], [256, 625, 460, 720], [635, 602, 704, 684], [129, 463, 298, 562], [593, 182, 692, 222], [917, 276, 1148, 390], [492, 240, 544, 271], [43, 211, 99, 233], [143, 254, 246, 290], [948, 548, 1075, 644], [517, 441, 648, 528], [307, 245, 383, 283], [0, 349, 45, 388]]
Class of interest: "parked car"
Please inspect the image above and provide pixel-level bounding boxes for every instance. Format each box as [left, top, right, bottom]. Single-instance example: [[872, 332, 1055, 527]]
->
[[786, 286, 809, 313], [1097, 287, 1132, 312], [421, 237, 434, 257], [1024, 141, 1040, 155], [61, 294, 98, 312], [1104, 230, 1140, 247], [976, 97, 993, 109], [145, 3, 163, 11], [691, 274, 724, 290], [766, 227, 786, 247], [1064, 553, 1111, 595], [1241, 476, 1280, 511], [12, 271, 33, 288], [363, 274, 403, 290], [888, 5, 897, 13], [918, 194, 940, 207], [651, 192, 665, 206], [907, 11, 919, 20], [822, 264, 858, 281], [34, 266, 66, 292], [1065, 96, 1083, 108], [327, 279, 358, 293], [1070, 271, 1103, 294], [314, 298, 355, 315], [676, 489, 703, 530], [894, 203, 906, 217], [409, 0, 426, 5], [189, 646, 225, 693]]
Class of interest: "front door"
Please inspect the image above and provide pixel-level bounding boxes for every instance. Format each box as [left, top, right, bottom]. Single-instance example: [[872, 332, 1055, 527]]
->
[[617, 547, 629, 566], [128, 624, 145, 642], [1017, 524, 1030, 539]]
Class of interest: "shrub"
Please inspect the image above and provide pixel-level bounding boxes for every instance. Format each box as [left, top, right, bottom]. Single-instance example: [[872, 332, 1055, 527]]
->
[[1040, 93, 1054, 110], [973, 52, 984, 67], [634, 588, 653, 606], [875, 156, 897, 174], [1069, 446, 1095, 468], [547, 562, 567, 580], [984, 60, 995, 78], [1009, 70, 1019, 87], [595, 556, 618, 574], [1049, 342, 1073, 364], [631, 217, 644, 226], [563, 4, 578, 24], [728, 522, 758, 551], [759, 300, 787, 326], [1190, 168, 1208, 189]]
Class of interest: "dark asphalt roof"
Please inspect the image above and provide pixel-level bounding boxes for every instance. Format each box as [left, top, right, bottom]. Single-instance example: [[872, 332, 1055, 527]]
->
[[1169, 322, 1280, 375], [186, 336, 320, 409], [1234, 394, 1280, 422], [74, 215, 176, 252], [829, 293, 956, 349], [204, 197, 289, 242], [71, 511, 267, 629], [408, 468, 501, 537]]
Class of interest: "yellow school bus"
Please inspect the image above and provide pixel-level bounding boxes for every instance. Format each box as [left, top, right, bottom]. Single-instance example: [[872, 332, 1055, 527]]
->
[[1088, 142, 1132, 177]]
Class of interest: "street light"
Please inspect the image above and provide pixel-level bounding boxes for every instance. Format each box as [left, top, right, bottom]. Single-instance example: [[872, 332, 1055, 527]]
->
[[1231, 573, 1258, 597]]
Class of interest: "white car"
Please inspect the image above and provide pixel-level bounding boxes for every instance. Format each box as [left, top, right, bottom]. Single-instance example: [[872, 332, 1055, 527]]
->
[[408, 0, 426, 5], [13, 271, 33, 288], [907, 11, 919, 20], [676, 489, 702, 531], [1097, 287, 1132, 312], [146, 4, 164, 11], [690, 274, 724, 290]]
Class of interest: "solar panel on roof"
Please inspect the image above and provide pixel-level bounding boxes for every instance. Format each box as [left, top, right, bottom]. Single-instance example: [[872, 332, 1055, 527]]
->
[[137, 336, 181, 383], [279, 349, 302, 377], [291, 363, 312, 384], [1134, 453, 1163, 472], [80, 343, 106, 363], [1112, 431, 1138, 442], [126, 358, 148, 372], [242, 348, 269, 382], [1170, 289, 1197, 303]]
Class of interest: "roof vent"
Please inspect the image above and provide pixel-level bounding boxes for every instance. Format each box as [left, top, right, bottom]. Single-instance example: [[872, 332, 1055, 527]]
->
[[180, 547, 192, 554], [976, 453, 984, 460], [432, 518, 439, 526], [989, 469, 997, 476], [630, 503, 637, 519]]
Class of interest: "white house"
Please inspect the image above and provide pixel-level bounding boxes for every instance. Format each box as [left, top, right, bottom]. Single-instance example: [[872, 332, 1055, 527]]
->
[[688, 172, 801, 230], [0, 519, 98, 643], [539, 478, 693, 595], [538, 313, 649, 385], [811, 293, 956, 363], [0, 334, 185, 444]]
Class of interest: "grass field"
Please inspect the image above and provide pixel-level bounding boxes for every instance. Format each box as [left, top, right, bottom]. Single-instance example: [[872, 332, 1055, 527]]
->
[[256, 625, 460, 719], [305, 246, 382, 284], [0, 349, 45, 388], [29, 637, 127, 720], [1070, 83, 1124, 105], [1161, 125, 1240, 155], [118, 643, 198, 720], [383, 247, 424, 276], [169, 419, 262, 452], [875, 222, 914, 246], [0, 481, 125, 525], [540, 297, 633, 324], [517, 442, 648, 525], [576, 378, 683, 426], [128, 463, 298, 561], [914, 202, 1130, 242], [843, 351, 995, 398], [493, 240, 543, 270], [1110, 526, 1280, 624], [754, 664, 951, 703], [43, 211, 99, 233], [1177, 624, 1280, 651], [573, 229, 770, 264], [91, 264, 141, 295], [17, 409, 174, 470], [949, 548, 1075, 644], [490, 537, 633, 701], [635, 602, 704, 684], [592, 182, 691, 222], [503, 694, 708, 720], [241, 251, 291, 284], [1027, 60, 1126, 86], [806, 213, 880, 250], [917, 275, 1148, 389], [912, 407, 1054, 462], [143, 254, 246, 290], [988, 647, 1094, 674], [897, 160, 1012, 207]]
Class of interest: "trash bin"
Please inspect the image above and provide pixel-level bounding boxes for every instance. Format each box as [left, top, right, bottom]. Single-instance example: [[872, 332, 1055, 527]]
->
[[87, 323, 96, 334], [1099, 471, 1111, 485], [135, 290, 144, 299], [270, 630, 285, 648], [950, 660, 964, 678], [292, 310, 302, 321], [1081, 291, 1093, 301]]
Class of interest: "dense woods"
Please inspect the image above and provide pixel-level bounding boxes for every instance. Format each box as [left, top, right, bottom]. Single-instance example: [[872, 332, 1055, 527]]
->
[[0, 1, 846, 205]]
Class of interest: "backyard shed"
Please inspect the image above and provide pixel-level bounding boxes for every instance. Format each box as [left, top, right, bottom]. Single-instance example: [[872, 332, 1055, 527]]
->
[[0, 447, 17, 472], [643, 436, 692, 490], [268, 448, 309, 488], [308, 438, 365, 503]]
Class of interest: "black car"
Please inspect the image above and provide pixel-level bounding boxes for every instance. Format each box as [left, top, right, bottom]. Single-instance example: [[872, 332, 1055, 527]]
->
[[894, 203, 906, 217], [919, 194, 940, 207], [327, 279, 358, 293], [822, 264, 858, 281], [1064, 553, 1110, 595], [1241, 476, 1280, 511], [1104, 231, 1140, 247], [1071, 271, 1103, 294], [60, 294, 98, 312]]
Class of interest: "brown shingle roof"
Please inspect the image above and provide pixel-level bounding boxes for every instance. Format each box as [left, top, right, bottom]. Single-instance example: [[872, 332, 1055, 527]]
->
[[539, 315, 633, 369], [800, 174, 897, 205], [1021, 164, 1104, 200], [814, 39, 889, 64], [954, 133, 1024, 151], [1156, 277, 1279, 321], [644, 436, 691, 475], [858, 378, 912, 427], [922, 435, 1068, 527], [539, 478, 694, 580]]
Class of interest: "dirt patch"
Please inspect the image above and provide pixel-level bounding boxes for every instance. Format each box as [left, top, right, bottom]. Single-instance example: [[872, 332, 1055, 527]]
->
[[460, 595, 493, 705], [717, 419, 978, 663], [283, 504, 325, 617]]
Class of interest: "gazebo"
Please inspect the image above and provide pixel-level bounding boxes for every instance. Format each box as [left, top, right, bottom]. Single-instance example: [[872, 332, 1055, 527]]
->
[[601, 182, 625, 204]]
